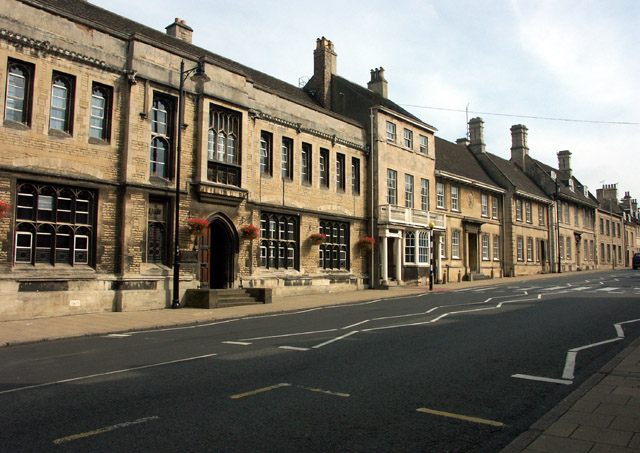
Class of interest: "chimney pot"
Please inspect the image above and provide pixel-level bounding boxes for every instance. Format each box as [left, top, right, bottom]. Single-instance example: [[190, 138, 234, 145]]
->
[[166, 18, 193, 43], [306, 37, 337, 108], [367, 67, 388, 98]]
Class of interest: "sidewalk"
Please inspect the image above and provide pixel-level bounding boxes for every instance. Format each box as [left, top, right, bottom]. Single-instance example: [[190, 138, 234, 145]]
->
[[1, 270, 639, 452]]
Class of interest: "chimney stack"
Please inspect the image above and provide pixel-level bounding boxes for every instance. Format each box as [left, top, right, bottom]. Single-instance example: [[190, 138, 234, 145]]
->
[[510, 124, 529, 170], [306, 37, 337, 108], [367, 67, 388, 99], [166, 18, 193, 43], [557, 150, 572, 178], [468, 117, 486, 154], [456, 137, 470, 148], [596, 183, 618, 202]]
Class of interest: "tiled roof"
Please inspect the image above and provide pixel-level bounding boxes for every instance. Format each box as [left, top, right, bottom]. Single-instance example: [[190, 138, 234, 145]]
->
[[434, 137, 500, 188], [331, 75, 436, 130], [486, 153, 550, 200], [23, 0, 320, 110], [530, 158, 598, 207]]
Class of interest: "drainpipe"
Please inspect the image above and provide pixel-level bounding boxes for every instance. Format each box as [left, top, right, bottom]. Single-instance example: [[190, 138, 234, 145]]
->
[[115, 38, 137, 312], [501, 193, 507, 277], [370, 108, 376, 288]]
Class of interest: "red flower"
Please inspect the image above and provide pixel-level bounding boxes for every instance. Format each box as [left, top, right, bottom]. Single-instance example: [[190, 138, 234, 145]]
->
[[310, 233, 327, 245], [239, 224, 259, 240], [0, 200, 10, 220], [187, 218, 209, 236], [357, 236, 376, 250]]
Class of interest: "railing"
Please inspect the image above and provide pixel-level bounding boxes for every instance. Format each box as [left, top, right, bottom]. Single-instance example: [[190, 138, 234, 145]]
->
[[378, 204, 446, 229]]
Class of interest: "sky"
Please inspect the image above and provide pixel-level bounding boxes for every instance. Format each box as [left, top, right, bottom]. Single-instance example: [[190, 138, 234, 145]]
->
[[90, 0, 640, 204]]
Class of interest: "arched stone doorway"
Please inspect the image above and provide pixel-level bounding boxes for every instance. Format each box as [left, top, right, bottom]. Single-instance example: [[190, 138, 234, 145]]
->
[[200, 215, 238, 289]]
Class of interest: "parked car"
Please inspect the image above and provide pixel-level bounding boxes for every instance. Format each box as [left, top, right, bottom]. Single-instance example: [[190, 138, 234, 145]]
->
[[633, 253, 640, 270]]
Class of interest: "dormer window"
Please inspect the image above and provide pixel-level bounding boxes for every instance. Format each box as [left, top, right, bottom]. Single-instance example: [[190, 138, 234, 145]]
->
[[568, 179, 574, 191]]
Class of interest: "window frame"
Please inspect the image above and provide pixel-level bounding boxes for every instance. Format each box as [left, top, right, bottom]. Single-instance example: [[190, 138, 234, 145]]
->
[[89, 82, 113, 142], [386, 121, 396, 142], [351, 157, 360, 195], [5, 58, 34, 125], [436, 182, 445, 209], [49, 71, 75, 134], [493, 235, 500, 261], [336, 153, 346, 192], [451, 230, 460, 259], [403, 128, 413, 149], [281, 137, 293, 180], [259, 212, 299, 270], [517, 236, 524, 261], [14, 181, 96, 266], [481, 194, 488, 217], [515, 199, 523, 222], [404, 231, 416, 264], [319, 220, 349, 270], [319, 148, 330, 188], [451, 186, 459, 211], [492, 196, 499, 219], [150, 93, 174, 179], [260, 131, 273, 176], [405, 174, 414, 209], [301, 142, 312, 184], [387, 169, 397, 205], [482, 234, 490, 261], [420, 179, 429, 211], [147, 198, 170, 266], [419, 135, 429, 155]]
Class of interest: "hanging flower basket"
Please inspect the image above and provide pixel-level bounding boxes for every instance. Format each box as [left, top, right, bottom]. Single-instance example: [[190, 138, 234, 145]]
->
[[357, 236, 376, 251], [0, 201, 10, 220], [186, 218, 209, 237], [309, 233, 327, 245], [239, 224, 259, 241]]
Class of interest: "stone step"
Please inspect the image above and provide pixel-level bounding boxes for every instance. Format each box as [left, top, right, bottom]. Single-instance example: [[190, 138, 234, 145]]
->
[[217, 298, 264, 308], [184, 288, 272, 309]]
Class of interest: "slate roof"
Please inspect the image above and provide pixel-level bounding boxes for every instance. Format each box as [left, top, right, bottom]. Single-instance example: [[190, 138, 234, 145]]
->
[[331, 75, 436, 130], [529, 158, 598, 207], [434, 137, 500, 188], [23, 0, 320, 111], [486, 153, 549, 199], [485, 153, 550, 201]]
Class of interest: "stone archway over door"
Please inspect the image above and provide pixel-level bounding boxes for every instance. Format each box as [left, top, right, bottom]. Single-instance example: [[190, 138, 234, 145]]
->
[[208, 217, 238, 289]]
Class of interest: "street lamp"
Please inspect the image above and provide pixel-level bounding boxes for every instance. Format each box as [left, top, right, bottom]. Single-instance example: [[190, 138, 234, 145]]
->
[[172, 59, 210, 309], [428, 221, 435, 291]]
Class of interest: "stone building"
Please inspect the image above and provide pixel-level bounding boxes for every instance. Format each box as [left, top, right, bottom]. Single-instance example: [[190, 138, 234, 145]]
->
[[0, 0, 370, 320], [620, 191, 640, 264], [506, 134, 598, 273], [596, 184, 626, 269], [435, 136, 504, 282], [304, 43, 444, 286], [465, 119, 553, 276]]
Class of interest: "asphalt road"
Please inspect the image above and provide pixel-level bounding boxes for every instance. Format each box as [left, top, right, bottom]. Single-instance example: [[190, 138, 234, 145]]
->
[[1, 270, 639, 452]]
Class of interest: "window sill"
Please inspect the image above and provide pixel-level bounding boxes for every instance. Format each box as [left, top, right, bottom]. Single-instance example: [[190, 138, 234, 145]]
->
[[149, 176, 172, 187], [89, 137, 110, 146], [3, 119, 31, 131], [48, 129, 72, 139]]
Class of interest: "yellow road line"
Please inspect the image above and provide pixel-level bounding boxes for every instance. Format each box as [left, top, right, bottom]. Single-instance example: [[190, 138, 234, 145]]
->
[[53, 416, 159, 444], [300, 386, 350, 398], [417, 408, 505, 427], [230, 383, 291, 399]]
